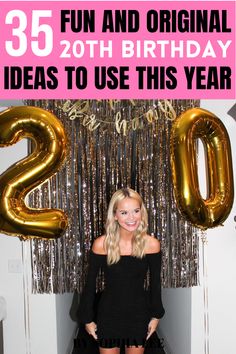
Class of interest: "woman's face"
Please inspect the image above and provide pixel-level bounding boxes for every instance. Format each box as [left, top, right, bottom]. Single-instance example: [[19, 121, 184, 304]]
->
[[114, 197, 142, 233]]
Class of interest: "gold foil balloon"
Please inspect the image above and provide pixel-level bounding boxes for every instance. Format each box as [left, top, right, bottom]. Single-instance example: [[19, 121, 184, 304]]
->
[[0, 106, 68, 240], [170, 107, 234, 229]]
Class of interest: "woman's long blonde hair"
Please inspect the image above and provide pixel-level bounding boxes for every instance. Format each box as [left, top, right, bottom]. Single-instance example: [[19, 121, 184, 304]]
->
[[104, 188, 148, 265]]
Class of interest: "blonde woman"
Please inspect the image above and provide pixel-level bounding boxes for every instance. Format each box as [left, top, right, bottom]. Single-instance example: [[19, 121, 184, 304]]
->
[[78, 188, 165, 354]]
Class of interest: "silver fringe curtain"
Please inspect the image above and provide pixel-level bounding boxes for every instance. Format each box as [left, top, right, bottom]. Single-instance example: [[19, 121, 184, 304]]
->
[[25, 99, 200, 293]]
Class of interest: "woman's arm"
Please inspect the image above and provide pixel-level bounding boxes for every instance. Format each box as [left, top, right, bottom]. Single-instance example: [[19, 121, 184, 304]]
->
[[77, 237, 105, 325], [145, 236, 165, 338]]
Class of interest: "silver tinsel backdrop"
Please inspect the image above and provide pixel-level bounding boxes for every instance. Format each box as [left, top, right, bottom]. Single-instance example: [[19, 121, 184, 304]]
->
[[25, 99, 200, 293]]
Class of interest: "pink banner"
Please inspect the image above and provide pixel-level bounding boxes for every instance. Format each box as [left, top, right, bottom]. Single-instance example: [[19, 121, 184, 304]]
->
[[0, 1, 235, 98]]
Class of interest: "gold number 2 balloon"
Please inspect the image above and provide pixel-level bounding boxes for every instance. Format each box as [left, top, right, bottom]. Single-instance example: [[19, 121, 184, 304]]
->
[[0, 106, 68, 240], [170, 107, 234, 229]]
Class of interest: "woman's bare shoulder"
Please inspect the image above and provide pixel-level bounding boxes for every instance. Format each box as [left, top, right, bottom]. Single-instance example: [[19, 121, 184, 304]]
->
[[144, 235, 161, 254], [92, 235, 106, 254]]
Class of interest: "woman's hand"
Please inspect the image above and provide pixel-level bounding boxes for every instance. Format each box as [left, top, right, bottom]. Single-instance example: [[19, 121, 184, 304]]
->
[[146, 318, 159, 340], [85, 321, 98, 340]]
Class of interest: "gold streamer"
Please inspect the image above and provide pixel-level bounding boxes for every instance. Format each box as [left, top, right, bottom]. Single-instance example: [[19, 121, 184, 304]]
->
[[22, 241, 32, 354], [201, 232, 210, 354]]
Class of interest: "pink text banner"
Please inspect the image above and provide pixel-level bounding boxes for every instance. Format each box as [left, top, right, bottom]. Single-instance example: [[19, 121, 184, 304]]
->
[[0, 1, 235, 98]]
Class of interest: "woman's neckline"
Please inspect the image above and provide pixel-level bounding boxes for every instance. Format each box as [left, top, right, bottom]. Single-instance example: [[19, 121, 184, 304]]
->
[[91, 250, 160, 256]]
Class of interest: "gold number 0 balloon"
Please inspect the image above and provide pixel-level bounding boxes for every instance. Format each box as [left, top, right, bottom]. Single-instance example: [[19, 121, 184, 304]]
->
[[170, 107, 234, 229], [0, 106, 68, 240]]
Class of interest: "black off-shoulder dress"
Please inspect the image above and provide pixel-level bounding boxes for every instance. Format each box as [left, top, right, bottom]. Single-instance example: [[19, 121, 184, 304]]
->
[[77, 251, 165, 348]]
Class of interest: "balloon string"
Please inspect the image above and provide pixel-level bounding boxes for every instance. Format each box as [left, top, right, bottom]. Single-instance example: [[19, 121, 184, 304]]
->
[[202, 233, 210, 354], [22, 241, 32, 354]]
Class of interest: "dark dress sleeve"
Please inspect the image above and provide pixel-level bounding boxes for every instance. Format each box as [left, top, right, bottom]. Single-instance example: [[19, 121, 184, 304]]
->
[[77, 251, 104, 324], [147, 252, 165, 319]]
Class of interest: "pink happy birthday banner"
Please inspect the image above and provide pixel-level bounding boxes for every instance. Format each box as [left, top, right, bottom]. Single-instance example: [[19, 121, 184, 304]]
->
[[0, 1, 235, 98]]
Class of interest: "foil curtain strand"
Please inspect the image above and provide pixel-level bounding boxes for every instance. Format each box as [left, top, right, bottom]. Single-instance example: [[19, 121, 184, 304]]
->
[[201, 232, 210, 354], [22, 242, 32, 354], [25, 99, 200, 293]]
